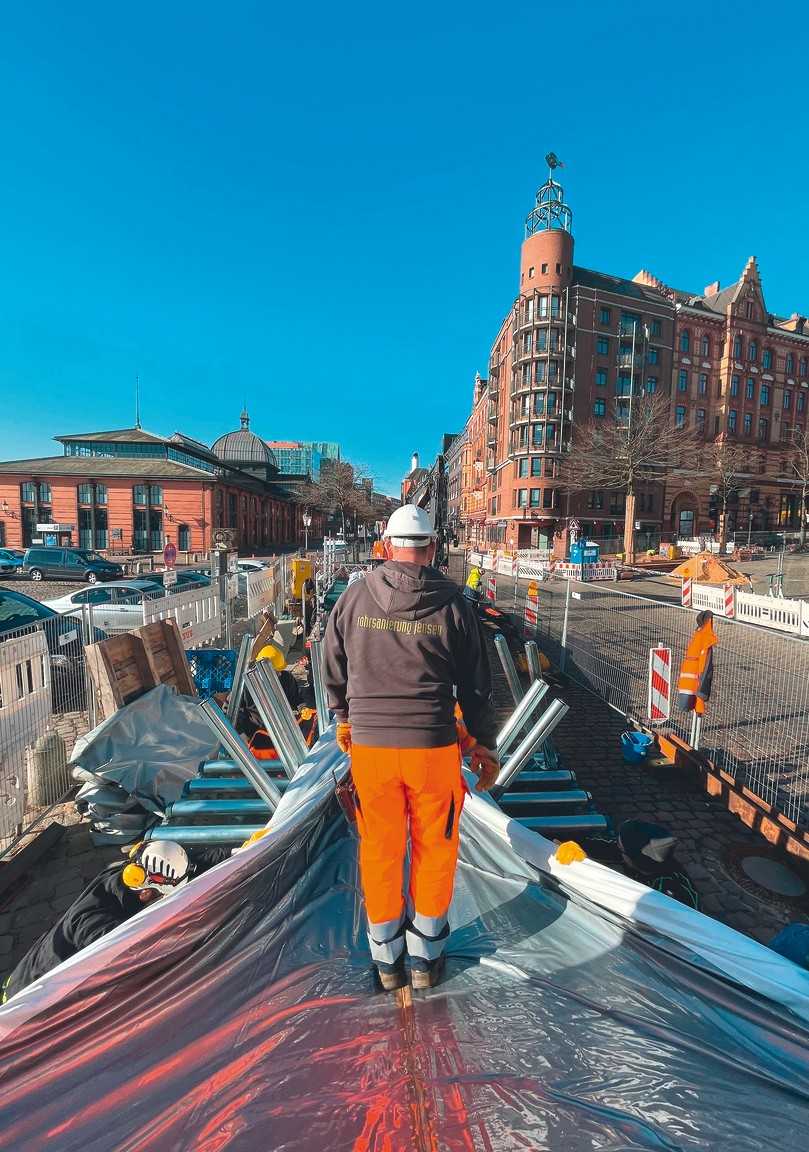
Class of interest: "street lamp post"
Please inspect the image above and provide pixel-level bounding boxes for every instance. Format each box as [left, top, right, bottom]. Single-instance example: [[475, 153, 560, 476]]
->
[[302, 509, 312, 552]]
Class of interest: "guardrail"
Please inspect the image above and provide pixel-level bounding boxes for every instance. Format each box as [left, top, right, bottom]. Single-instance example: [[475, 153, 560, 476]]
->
[[687, 581, 809, 638], [143, 585, 222, 645]]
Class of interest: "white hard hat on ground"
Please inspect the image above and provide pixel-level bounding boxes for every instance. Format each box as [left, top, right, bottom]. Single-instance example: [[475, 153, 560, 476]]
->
[[122, 841, 191, 896], [383, 505, 436, 546]]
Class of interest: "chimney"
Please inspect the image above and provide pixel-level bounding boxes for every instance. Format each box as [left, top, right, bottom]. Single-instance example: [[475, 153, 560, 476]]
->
[[411, 451, 419, 474], [703, 280, 721, 297]]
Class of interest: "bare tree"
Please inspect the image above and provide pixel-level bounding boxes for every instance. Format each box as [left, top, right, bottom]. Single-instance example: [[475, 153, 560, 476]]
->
[[705, 437, 750, 550], [790, 427, 809, 546], [561, 391, 700, 563]]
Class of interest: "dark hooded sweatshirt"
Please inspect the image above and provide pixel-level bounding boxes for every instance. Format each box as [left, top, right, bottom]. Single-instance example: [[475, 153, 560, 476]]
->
[[322, 561, 497, 750]]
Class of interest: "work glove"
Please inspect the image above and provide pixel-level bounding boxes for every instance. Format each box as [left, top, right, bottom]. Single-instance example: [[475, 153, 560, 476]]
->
[[336, 722, 352, 755], [554, 840, 587, 866], [455, 716, 476, 755], [469, 745, 500, 792]]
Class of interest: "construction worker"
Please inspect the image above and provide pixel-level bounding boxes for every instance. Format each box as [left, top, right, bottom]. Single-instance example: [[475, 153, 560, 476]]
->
[[1, 842, 201, 1003], [323, 503, 499, 992], [464, 562, 484, 604], [677, 610, 717, 715]]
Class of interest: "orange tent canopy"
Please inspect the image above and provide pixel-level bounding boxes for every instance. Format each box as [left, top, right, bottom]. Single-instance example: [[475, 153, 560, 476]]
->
[[668, 550, 751, 586]]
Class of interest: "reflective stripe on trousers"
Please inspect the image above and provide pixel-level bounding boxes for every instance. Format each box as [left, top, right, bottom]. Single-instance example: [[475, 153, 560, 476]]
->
[[351, 743, 464, 967]]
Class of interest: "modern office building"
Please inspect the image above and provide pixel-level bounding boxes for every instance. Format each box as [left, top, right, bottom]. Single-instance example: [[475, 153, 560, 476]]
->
[[265, 440, 341, 478]]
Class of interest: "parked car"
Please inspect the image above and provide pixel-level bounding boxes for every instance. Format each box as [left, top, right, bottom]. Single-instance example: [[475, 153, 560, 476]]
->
[[0, 548, 25, 575], [0, 587, 107, 711], [43, 579, 166, 633], [23, 547, 124, 584]]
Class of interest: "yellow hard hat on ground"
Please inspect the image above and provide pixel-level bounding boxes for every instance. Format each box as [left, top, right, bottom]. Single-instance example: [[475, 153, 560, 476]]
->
[[256, 643, 286, 671]]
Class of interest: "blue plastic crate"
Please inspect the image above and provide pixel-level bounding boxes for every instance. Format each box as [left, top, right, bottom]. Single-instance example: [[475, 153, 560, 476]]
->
[[187, 649, 237, 698]]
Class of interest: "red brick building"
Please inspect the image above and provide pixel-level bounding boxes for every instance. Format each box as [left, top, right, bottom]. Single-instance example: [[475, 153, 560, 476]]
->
[[0, 413, 320, 555], [458, 172, 809, 551]]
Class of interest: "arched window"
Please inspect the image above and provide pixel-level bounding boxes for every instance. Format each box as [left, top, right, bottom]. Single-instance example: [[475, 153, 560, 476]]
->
[[679, 329, 690, 353], [701, 334, 710, 357], [733, 334, 743, 359], [748, 339, 758, 362]]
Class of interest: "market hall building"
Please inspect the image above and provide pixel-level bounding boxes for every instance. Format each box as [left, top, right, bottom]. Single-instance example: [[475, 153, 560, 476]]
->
[[0, 412, 317, 554]]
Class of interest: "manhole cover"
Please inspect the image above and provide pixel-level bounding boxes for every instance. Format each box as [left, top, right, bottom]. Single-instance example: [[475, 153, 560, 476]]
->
[[740, 856, 807, 897]]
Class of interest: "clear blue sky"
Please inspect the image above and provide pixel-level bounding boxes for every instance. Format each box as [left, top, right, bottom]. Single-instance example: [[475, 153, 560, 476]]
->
[[1, 2, 806, 496]]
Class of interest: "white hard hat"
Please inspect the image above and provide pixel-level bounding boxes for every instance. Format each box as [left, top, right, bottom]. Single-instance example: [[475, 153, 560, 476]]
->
[[383, 504, 436, 546], [122, 841, 191, 896]]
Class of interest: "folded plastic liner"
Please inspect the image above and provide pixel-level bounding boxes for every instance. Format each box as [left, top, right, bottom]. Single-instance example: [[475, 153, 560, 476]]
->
[[1, 735, 808, 1151]]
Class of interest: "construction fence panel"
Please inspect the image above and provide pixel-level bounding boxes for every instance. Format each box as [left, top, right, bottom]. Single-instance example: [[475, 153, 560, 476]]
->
[[142, 586, 222, 646], [545, 581, 809, 830], [246, 566, 277, 619]]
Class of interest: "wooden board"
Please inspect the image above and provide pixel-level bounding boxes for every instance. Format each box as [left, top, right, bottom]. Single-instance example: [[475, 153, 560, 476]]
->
[[137, 619, 197, 697], [84, 634, 157, 719]]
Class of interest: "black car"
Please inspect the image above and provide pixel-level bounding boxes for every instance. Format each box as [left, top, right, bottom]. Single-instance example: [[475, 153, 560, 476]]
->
[[23, 547, 124, 584], [0, 588, 107, 712]]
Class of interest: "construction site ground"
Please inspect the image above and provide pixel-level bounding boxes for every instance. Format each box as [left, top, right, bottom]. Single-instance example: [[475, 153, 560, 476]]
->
[[2, 562, 808, 999]]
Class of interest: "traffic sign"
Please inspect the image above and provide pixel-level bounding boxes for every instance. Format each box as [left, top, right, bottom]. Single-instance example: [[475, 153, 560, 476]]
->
[[163, 567, 177, 589], [163, 542, 177, 569]]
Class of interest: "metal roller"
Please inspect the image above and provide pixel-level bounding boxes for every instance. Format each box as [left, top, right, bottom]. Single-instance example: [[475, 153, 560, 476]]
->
[[493, 698, 570, 794], [493, 632, 524, 706], [197, 699, 283, 809]]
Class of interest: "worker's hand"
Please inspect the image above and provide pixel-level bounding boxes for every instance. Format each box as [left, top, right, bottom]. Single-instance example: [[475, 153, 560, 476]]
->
[[469, 745, 500, 792], [336, 722, 352, 755]]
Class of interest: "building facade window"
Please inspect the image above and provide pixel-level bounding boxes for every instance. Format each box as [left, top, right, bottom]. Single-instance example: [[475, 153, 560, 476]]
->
[[587, 491, 603, 510], [650, 319, 662, 337], [758, 417, 769, 442], [701, 335, 710, 357], [133, 485, 147, 506], [760, 384, 770, 406], [786, 353, 795, 375], [646, 377, 657, 393], [696, 408, 706, 432], [597, 337, 609, 356], [600, 307, 611, 324], [680, 330, 690, 353], [784, 390, 792, 410], [748, 339, 758, 362], [734, 335, 743, 359], [648, 347, 659, 365], [675, 406, 686, 427], [678, 370, 688, 392], [746, 378, 755, 400], [799, 392, 806, 414], [543, 487, 554, 508], [593, 399, 606, 416], [517, 458, 528, 478], [529, 488, 541, 507], [728, 410, 738, 433], [744, 412, 753, 436], [531, 457, 542, 477], [596, 369, 607, 387], [800, 357, 808, 378], [731, 375, 739, 396], [698, 373, 708, 395], [762, 349, 772, 370]]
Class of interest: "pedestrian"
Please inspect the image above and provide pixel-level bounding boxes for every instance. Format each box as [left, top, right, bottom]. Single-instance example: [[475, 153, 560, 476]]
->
[[323, 503, 499, 992], [677, 609, 717, 714]]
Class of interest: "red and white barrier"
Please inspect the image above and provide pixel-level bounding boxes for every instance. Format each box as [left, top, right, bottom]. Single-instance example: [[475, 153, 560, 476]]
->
[[724, 584, 736, 619], [523, 584, 539, 638], [485, 573, 497, 602], [647, 645, 672, 725], [681, 577, 692, 607]]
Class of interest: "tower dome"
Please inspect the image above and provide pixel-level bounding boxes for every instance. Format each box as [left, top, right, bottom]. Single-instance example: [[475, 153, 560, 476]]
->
[[212, 409, 277, 468]]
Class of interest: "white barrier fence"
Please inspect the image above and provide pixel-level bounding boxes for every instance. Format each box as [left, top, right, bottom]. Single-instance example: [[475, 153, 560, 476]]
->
[[142, 585, 222, 645], [688, 581, 809, 638], [246, 565, 280, 618], [0, 629, 54, 844]]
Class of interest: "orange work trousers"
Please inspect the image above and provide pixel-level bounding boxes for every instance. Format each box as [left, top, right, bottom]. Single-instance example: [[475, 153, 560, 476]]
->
[[351, 743, 464, 966]]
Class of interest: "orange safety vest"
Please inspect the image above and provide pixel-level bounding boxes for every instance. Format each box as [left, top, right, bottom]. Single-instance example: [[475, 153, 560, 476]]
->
[[677, 620, 717, 715], [371, 540, 386, 560]]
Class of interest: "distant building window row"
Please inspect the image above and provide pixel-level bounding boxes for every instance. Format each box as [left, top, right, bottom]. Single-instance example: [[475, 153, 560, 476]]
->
[[21, 482, 52, 504], [515, 487, 557, 509]]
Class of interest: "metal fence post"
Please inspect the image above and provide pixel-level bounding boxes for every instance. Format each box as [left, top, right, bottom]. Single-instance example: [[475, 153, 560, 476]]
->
[[559, 578, 572, 674], [309, 635, 330, 738]]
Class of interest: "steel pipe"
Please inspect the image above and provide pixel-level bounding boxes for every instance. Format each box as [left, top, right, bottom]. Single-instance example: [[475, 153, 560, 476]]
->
[[309, 636, 330, 738], [244, 667, 302, 778], [252, 659, 310, 765], [167, 798, 271, 817], [524, 641, 541, 684], [146, 824, 265, 844], [197, 699, 283, 809], [185, 777, 289, 794], [227, 634, 253, 723], [495, 677, 548, 756], [493, 632, 523, 706], [493, 698, 570, 793]]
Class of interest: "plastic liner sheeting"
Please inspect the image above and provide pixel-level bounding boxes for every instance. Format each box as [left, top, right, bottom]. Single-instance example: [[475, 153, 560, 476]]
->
[[1, 756, 809, 1149]]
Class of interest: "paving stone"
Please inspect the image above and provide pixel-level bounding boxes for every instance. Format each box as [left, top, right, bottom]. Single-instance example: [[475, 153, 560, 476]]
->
[[12, 902, 53, 930], [0, 935, 14, 955]]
